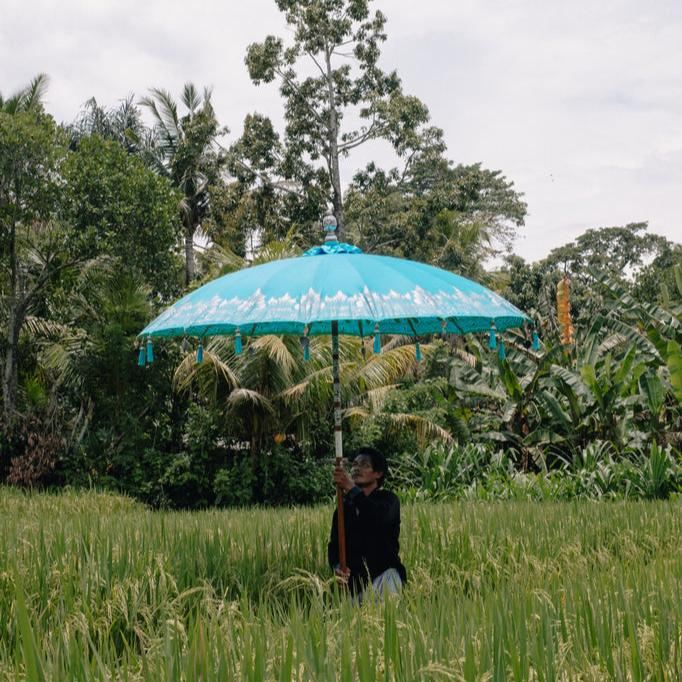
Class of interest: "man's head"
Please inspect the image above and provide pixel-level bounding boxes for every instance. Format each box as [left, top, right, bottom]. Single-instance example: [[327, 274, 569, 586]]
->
[[350, 447, 387, 489]]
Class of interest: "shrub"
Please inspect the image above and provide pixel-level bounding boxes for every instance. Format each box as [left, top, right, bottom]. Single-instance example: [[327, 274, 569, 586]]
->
[[260, 447, 331, 506], [214, 456, 255, 507], [4, 411, 64, 488]]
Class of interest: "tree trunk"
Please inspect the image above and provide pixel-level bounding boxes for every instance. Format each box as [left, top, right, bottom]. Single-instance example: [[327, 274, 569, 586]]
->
[[184, 224, 195, 286], [324, 44, 345, 241], [330, 161, 345, 241], [2, 217, 20, 424], [2, 308, 21, 425]]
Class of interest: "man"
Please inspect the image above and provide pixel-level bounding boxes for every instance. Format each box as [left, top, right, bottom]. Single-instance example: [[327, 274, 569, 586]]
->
[[328, 447, 407, 599]]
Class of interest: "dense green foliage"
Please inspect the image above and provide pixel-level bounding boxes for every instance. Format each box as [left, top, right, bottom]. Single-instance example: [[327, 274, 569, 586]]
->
[[3, 489, 682, 679], [1, 0, 680, 505]]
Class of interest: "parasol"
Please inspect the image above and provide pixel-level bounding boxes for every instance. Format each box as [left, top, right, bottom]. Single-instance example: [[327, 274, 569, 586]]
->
[[139, 216, 535, 570]]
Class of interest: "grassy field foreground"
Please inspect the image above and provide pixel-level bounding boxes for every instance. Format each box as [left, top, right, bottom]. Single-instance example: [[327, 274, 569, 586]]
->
[[1, 488, 682, 680]]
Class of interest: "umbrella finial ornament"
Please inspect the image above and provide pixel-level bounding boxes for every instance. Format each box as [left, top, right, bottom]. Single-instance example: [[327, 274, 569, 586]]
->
[[137, 343, 146, 367], [373, 323, 381, 354], [415, 341, 422, 362], [196, 340, 204, 364], [146, 337, 154, 364], [488, 322, 497, 350], [234, 328, 243, 355], [322, 214, 338, 243]]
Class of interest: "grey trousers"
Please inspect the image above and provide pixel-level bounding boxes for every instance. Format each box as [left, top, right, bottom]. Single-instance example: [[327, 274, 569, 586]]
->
[[371, 568, 403, 595], [356, 568, 403, 604]]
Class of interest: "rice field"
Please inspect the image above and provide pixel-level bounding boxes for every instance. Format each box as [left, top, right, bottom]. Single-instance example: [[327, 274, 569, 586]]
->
[[1, 488, 682, 680]]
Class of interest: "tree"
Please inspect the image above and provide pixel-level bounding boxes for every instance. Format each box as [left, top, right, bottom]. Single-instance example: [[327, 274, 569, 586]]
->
[[0, 80, 68, 423], [633, 240, 682, 303], [544, 222, 668, 285], [500, 222, 681, 322], [140, 84, 227, 284], [23, 258, 187, 495], [62, 135, 182, 298], [242, 0, 436, 240], [66, 95, 152, 155], [345, 155, 527, 276], [225, 112, 329, 248]]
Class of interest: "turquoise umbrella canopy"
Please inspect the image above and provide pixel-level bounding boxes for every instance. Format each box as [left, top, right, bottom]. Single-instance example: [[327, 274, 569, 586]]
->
[[140, 242, 530, 340]]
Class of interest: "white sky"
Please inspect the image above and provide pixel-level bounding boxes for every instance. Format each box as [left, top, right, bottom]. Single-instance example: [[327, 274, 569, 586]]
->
[[2, 0, 681, 262]]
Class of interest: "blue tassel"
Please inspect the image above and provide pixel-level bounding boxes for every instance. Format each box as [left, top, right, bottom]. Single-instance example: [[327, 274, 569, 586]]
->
[[498, 339, 506, 361], [146, 338, 154, 364], [300, 335, 310, 361], [373, 324, 381, 354], [415, 342, 422, 362], [489, 327, 497, 350], [532, 330, 540, 351], [197, 342, 204, 364], [137, 346, 146, 366], [234, 330, 242, 355]]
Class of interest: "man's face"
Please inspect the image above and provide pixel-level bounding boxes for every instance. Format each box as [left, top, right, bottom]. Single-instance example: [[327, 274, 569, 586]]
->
[[350, 455, 383, 488]]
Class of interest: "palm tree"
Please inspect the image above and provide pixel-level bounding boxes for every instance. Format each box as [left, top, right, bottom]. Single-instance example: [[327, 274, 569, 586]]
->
[[23, 259, 156, 459], [0, 73, 49, 114], [173, 327, 451, 477], [140, 84, 227, 285], [67, 95, 151, 154]]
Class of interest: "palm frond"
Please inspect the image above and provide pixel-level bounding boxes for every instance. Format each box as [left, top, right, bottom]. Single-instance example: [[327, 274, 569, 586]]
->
[[252, 335, 297, 382], [3, 73, 50, 113], [343, 405, 371, 422], [173, 340, 238, 395], [196, 243, 246, 279], [277, 361, 334, 401], [452, 346, 477, 367], [139, 89, 181, 148], [227, 388, 274, 413], [252, 240, 303, 264], [22, 73, 49, 110], [182, 82, 200, 113], [381, 335, 412, 352], [363, 384, 398, 412], [40, 334, 90, 391], [22, 316, 72, 339], [351, 343, 429, 391], [386, 413, 454, 446]]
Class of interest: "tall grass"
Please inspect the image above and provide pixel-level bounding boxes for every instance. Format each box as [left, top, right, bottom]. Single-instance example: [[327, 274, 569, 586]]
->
[[1, 487, 682, 679]]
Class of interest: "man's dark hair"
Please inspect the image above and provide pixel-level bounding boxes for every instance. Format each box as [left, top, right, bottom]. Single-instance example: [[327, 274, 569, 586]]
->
[[356, 446, 387, 487]]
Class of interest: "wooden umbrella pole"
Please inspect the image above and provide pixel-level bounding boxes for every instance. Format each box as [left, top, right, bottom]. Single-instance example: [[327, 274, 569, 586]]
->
[[331, 320, 347, 572]]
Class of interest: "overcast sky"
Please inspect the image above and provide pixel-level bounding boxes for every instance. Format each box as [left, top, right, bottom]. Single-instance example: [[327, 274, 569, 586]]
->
[[2, 0, 681, 262]]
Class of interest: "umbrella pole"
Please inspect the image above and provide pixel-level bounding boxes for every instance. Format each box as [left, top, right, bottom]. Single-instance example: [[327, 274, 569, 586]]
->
[[332, 320, 347, 573]]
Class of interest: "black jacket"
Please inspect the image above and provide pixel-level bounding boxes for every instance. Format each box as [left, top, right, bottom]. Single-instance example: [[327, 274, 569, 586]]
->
[[327, 486, 407, 594]]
